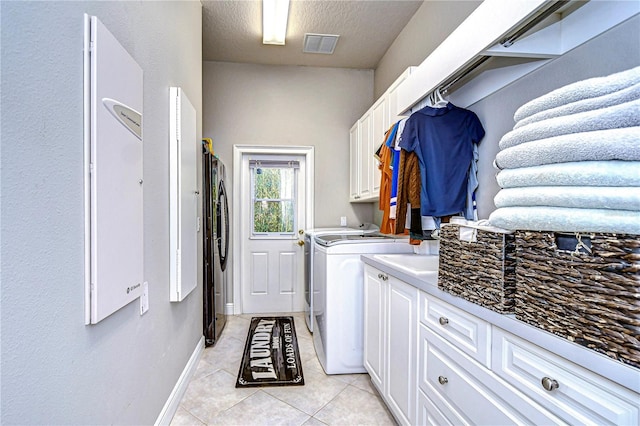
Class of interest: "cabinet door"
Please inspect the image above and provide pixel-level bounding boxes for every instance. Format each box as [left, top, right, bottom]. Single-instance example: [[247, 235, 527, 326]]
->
[[363, 266, 387, 393], [387, 277, 418, 426], [371, 97, 387, 197], [349, 122, 360, 201], [387, 68, 413, 125], [358, 110, 372, 199]]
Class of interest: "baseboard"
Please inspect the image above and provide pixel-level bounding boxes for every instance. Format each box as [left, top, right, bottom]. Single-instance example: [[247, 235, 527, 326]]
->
[[155, 336, 204, 426], [225, 303, 234, 315]]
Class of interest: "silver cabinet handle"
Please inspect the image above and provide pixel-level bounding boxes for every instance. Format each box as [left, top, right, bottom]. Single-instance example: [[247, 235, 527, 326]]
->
[[439, 317, 449, 326], [541, 377, 559, 392], [438, 376, 448, 385], [377, 273, 388, 281]]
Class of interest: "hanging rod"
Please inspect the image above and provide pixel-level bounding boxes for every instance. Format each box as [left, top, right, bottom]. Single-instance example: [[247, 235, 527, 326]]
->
[[440, 55, 491, 94], [439, 0, 570, 95], [500, 0, 570, 47]]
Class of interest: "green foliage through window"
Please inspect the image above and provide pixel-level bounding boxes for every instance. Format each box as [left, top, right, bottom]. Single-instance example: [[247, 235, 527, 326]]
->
[[252, 167, 295, 234]]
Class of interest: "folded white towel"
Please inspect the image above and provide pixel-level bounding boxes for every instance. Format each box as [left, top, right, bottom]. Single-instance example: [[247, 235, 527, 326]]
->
[[494, 127, 640, 170], [514, 66, 640, 122], [515, 82, 640, 129], [488, 206, 640, 234], [496, 161, 640, 188], [494, 186, 640, 211], [500, 99, 640, 150]]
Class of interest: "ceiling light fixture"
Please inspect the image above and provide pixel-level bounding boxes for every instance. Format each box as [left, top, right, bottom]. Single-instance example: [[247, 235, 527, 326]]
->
[[262, 0, 290, 45]]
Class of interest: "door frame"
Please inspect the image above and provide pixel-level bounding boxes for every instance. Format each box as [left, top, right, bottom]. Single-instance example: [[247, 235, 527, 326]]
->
[[232, 145, 314, 314]]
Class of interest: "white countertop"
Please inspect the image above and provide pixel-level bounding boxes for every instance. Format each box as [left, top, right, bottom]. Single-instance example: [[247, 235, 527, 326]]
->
[[361, 254, 640, 394]]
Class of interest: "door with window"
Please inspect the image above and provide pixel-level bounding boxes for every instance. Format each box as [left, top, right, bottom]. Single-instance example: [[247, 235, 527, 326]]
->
[[240, 154, 307, 313]]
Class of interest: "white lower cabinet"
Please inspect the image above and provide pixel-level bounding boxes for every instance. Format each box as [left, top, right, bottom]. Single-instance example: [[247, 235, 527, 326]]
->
[[363, 265, 417, 425], [363, 266, 387, 392], [419, 324, 561, 425], [493, 328, 640, 425], [386, 277, 418, 425], [417, 389, 453, 426], [363, 264, 639, 426]]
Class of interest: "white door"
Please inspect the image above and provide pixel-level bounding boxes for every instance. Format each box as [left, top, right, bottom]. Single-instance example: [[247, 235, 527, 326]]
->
[[239, 152, 308, 313]]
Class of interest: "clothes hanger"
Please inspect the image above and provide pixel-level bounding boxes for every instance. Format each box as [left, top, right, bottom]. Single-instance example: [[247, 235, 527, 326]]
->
[[433, 88, 448, 108]]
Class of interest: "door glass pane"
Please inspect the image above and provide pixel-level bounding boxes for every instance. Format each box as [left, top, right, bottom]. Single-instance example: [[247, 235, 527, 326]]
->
[[252, 166, 296, 235]]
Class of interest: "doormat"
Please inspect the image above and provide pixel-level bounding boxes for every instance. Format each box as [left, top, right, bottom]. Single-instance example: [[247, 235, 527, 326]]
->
[[236, 316, 304, 388]]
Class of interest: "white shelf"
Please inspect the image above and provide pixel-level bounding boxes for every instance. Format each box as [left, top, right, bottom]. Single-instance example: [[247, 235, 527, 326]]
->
[[397, 0, 640, 112]]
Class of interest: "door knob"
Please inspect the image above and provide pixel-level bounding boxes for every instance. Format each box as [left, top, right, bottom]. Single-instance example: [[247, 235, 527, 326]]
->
[[438, 376, 448, 385], [298, 230, 304, 235], [297, 240, 305, 246]]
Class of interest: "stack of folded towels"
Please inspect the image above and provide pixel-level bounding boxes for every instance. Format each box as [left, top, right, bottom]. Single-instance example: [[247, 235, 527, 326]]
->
[[489, 66, 640, 234]]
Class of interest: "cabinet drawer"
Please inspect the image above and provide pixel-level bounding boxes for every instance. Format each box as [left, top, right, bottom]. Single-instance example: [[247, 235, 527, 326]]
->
[[419, 325, 561, 425], [493, 327, 640, 426], [420, 292, 490, 367], [417, 389, 456, 426]]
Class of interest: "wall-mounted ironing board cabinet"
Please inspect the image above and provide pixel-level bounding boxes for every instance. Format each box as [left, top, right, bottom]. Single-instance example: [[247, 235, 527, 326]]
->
[[84, 15, 144, 324], [397, 0, 640, 113], [169, 87, 199, 302]]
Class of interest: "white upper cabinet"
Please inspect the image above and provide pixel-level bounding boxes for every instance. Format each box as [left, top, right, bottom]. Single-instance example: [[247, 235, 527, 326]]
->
[[350, 67, 415, 203]]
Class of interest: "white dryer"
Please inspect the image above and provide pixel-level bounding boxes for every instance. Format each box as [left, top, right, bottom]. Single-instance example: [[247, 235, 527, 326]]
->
[[312, 233, 413, 374], [303, 226, 377, 333]]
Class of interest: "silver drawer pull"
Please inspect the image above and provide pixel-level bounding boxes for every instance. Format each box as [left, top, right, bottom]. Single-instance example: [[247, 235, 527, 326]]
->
[[438, 376, 448, 385], [541, 377, 559, 392], [439, 317, 449, 326], [378, 273, 383, 279]]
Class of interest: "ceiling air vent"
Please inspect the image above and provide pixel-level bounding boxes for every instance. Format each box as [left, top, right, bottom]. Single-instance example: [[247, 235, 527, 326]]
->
[[303, 33, 339, 54]]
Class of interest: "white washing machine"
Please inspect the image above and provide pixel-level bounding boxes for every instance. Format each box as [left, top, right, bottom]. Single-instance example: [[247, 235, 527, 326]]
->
[[304, 227, 378, 333], [312, 233, 413, 374]]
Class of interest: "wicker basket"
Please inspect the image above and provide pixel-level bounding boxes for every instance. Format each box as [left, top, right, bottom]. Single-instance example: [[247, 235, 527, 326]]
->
[[515, 231, 640, 369], [438, 224, 516, 314]]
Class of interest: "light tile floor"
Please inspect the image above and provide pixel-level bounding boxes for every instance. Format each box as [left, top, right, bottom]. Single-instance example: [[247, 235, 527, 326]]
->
[[171, 312, 397, 426]]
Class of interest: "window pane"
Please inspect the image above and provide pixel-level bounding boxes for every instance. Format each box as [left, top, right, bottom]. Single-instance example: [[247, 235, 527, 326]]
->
[[253, 200, 294, 233], [254, 168, 294, 199]]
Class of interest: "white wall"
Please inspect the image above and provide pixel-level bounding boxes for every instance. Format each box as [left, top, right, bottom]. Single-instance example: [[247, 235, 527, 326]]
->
[[1, 2, 203, 424], [374, 0, 482, 98], [202, 61, 374, 229]]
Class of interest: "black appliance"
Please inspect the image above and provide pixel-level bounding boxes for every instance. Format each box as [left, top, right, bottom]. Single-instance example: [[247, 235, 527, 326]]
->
[[202, 142, 229, 346]]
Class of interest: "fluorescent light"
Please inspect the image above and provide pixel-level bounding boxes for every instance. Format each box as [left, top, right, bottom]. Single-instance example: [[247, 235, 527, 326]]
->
[[263, 0, 290, 45]]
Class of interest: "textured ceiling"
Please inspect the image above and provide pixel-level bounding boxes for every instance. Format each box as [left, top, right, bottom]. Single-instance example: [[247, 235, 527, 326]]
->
[[202, 0, 424, 69]]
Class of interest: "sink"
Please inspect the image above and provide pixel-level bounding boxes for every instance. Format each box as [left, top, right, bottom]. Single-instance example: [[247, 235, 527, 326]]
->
[[372, 254, 439, 285]]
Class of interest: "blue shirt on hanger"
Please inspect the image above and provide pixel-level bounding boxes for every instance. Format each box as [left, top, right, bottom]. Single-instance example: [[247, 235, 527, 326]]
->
[[399, 102, 485, 217]]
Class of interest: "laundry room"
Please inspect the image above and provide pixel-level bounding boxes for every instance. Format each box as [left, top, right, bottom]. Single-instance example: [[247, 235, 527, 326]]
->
[[1, 1, 639, 425]]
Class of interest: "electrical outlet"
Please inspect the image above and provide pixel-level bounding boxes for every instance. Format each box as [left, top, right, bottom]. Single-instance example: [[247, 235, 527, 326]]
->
[[140, 281, 149, 315], [340, 216, 347, 227]]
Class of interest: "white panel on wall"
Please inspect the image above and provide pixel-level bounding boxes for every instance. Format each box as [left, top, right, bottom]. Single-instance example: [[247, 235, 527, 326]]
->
[[84, 15, 144, 324], [169, 87, 199, 302]]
